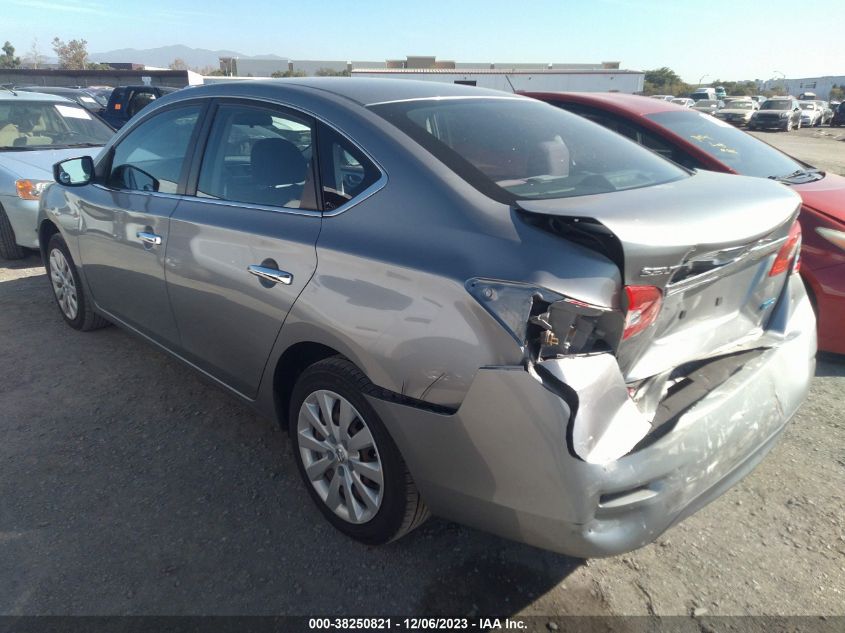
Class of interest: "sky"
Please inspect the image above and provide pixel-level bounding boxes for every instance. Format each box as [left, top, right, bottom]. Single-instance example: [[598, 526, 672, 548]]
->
[[3, 0, 842, 82]]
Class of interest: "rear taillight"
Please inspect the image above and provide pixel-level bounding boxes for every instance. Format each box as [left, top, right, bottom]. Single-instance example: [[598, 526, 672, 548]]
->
[[769, 221, 802, 276], [623, 286, 662, 340]]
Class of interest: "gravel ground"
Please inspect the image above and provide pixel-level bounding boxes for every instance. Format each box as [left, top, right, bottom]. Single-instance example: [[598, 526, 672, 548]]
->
[[749, 126, 845, 175], [1, 131, 843, 618]]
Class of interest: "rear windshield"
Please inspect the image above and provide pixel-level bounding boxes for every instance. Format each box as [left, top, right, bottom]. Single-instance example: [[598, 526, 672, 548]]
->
[[0, 100, 113, 150], [645, 110, 803, 178], [369, 97, 686, 202]]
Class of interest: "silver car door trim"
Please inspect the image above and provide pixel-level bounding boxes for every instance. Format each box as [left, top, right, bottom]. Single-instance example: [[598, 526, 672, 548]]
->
[[92, 176, 386, 219], [248, 264, 293, 286]]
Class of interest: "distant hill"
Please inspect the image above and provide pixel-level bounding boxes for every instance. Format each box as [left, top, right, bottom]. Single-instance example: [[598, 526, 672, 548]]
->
[[89, 45, 286, 70]]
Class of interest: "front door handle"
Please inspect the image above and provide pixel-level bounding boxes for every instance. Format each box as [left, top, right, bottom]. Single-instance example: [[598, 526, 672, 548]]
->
[[248, 264, 293, 286], [136, 231, 162, 246]]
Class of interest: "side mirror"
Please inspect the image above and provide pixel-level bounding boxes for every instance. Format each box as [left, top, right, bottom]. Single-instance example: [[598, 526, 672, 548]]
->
[[54, 156, 94, 187]]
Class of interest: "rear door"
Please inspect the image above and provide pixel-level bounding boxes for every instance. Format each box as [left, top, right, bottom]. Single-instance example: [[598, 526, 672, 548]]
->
[[77, 102, 204, 346], [164, 100, 323, 397]]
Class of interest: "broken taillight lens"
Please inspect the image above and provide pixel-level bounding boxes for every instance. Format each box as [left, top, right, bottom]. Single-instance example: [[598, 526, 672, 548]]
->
[[466, 278, 622, 358], [622, 286, 662, 340], [768, 221, 802, 276]]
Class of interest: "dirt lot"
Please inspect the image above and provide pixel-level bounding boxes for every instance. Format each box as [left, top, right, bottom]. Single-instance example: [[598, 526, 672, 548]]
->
[[1, 132, 844, 619]]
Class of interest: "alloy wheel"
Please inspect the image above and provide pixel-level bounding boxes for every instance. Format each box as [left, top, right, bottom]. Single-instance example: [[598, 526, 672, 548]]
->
[[297, 389, 384, 524], [49, 248, 79, 320]]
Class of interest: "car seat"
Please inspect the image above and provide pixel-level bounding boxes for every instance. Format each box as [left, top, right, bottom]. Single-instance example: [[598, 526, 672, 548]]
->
[[234, 137, 308, 207]]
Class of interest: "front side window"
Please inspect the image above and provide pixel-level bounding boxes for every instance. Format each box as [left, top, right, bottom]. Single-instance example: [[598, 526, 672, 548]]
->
[[318, 124, 380, 211], [196, 104, 317, 210], [370, 97, 686, 202], [107, 105, 201, 193]]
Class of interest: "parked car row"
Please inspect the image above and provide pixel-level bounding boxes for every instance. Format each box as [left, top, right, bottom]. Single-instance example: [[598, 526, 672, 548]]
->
[[653, 91, 839, 130], [1, 79, 831, 559]]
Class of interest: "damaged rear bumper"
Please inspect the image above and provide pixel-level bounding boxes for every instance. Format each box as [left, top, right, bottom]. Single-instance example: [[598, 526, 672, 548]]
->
[[368, 274, 816, 557]]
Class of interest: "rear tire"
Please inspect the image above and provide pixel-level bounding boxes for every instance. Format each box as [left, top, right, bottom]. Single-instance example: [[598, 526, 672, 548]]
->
[[45, 233, 110, 331], [0, 205, 26, 260], [289, 356, 429, 545]]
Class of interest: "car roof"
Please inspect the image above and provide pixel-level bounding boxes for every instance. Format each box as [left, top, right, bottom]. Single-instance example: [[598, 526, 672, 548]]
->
[[520, 91, 681, 116], [19, 86, 85, 93], [0, 90, 74, 103], [180, 77, 520, 106]]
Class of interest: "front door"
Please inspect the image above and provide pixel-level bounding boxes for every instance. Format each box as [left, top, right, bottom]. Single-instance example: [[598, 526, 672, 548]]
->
[[164, 101, 322, 397], [77, 103, 203, 346]]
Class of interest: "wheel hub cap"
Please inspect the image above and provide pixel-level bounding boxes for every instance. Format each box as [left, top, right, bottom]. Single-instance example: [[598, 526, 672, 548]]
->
[[49, 248, 78, 320], [297, 389, 383, 524]]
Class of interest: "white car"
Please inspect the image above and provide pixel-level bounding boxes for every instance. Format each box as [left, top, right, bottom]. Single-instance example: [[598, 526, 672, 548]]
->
[[798, 101, 822, 127], [714, 99, 759, 126], [670, 98, 695, 108]]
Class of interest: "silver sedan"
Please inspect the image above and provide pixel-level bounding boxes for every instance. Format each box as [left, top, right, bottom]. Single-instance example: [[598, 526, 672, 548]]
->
[[38, 79, 815, 556]]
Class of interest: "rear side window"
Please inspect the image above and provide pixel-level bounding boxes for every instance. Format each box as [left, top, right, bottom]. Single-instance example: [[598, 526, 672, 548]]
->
[[196, 104, 318, 210], [317, 124, 380, 211], [555, 103, 700, 169], [107, 105, 201, 193]]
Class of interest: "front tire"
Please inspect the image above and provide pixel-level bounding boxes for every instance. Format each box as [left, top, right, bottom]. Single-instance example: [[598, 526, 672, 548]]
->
[[45, 233, 109, 331], [0, 205, 26, 260], [289, 357, 429, 545]]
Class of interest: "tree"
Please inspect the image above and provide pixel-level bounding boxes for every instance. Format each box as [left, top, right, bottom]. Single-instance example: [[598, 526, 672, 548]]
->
[[52, 37, 89, 69], [644, 67, 681, 88], [271, 69, 306, 78], [641, 67, 692, 97], [0, 41, 21, 69], [315, 67, 349, 77], [169, 58, 187, 70], [829, 85, 845, 101], [27, 38, 45, 68]]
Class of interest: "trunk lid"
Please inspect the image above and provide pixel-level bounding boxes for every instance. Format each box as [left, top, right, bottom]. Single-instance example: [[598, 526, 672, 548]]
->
[[517, 170, 802, 380]]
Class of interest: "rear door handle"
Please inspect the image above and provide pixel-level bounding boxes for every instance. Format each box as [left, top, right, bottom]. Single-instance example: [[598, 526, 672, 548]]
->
[[136, 231, 162, 246], [248, 264, 293, 286]]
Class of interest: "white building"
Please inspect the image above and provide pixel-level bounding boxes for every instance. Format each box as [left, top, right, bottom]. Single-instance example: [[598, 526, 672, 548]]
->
[[214, 55, 644, 93], [351, 66, 644, 93], [352, 59, 643, 93], [759, 76, 845, 100]]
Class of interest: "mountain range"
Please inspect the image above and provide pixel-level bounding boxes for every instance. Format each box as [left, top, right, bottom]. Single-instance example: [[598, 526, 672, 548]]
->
[[88, 45, 285, 70]]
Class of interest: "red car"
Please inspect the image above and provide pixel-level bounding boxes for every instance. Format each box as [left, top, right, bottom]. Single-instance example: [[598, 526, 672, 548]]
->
[[523, 91, 845, 355]]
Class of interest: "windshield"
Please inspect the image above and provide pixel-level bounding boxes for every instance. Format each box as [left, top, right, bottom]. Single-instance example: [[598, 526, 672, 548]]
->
[[0, 100, 112, 150], [799, 102, 815, 110], [727, 101, 753, 110], [671, 99, 688, 105], [646, 110, 805, 179], [761, 100, 791, 110], [695, 100, 718, 107], [370, 97, 687, 202]]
